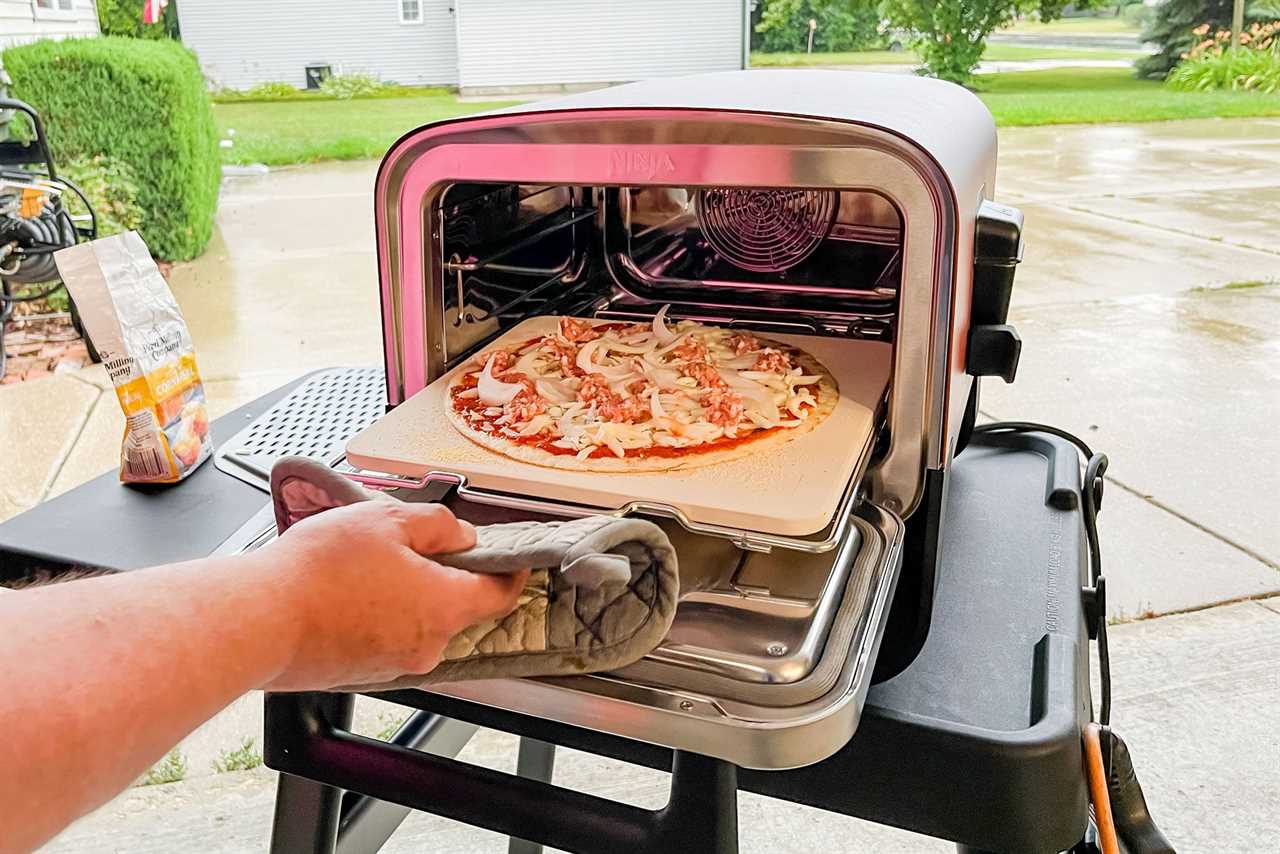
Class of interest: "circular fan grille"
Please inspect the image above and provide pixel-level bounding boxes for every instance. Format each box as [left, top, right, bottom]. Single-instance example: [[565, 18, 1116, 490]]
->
[[695, 188, 839, 273]]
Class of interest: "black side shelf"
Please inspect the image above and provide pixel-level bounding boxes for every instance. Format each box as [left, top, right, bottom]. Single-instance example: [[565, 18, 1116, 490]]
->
[[741, 432, 1092, 853]]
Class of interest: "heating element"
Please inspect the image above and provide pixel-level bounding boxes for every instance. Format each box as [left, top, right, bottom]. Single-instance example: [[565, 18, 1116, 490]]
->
[[694, 187, 839, 273]]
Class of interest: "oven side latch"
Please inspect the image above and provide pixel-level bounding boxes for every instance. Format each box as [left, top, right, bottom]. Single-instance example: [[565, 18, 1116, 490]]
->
[[967, 200, 1024, 384]]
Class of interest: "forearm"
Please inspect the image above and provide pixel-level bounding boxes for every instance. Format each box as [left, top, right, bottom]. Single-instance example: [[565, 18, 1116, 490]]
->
[[0, 553, 295, 853]]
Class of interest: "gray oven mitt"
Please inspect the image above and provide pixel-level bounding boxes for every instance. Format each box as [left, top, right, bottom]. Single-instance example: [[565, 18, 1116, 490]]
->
[[270, 457, 679, 690]]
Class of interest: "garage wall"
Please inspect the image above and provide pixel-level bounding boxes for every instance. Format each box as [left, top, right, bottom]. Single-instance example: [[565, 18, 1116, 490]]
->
[[0, 0, 100, 50], [176, 0, 458, 90], [455, 0, 745, 93]]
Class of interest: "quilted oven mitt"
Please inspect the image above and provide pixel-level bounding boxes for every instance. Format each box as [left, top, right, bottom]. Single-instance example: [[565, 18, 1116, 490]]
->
[[270, 457, 679, 690]]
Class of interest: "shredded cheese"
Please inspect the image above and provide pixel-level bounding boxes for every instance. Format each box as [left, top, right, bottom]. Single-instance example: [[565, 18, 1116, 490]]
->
[[462, 310, 823, 457]]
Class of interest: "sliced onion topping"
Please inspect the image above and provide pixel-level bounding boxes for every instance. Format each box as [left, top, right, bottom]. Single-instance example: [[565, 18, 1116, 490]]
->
[[478, 356, 525, 406], [577, 339, 636, 380], [652, 303, 677, 345]]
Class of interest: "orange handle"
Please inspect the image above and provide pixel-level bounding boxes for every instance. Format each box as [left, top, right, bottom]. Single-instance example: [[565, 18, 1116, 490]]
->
[[1084, 723, 1120, 854]]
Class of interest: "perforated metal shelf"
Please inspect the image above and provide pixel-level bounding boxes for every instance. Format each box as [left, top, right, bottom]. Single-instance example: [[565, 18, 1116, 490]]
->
[[213, 367, 386, 492]]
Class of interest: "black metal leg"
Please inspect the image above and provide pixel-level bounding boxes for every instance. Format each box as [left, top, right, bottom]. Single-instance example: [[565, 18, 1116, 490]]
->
[[508, 738, 557, 854], [268, 693, 355, 854], [336, 712, 478, 854], [663, 751, 738, 854]]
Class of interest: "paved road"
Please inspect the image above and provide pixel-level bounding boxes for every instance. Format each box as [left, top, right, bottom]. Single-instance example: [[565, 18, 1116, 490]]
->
[[989, 31, 1147, 50], [14, 117, 1280, 852]]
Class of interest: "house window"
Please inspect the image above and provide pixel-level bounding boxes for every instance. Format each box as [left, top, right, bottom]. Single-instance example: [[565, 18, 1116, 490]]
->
[[33, 0, 76, 18], [399, 0, 423, 24]]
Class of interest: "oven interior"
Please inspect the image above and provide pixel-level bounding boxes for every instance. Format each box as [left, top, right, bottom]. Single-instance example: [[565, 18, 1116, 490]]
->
[[437, 182, 901, 363], [404, 180, 906, 700]]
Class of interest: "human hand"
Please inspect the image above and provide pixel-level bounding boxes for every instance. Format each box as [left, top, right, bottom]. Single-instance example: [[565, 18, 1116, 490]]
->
[[252, 501, 527, 691]]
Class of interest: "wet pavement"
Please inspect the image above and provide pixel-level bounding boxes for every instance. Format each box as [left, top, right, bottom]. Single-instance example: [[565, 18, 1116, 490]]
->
[[982, 118, 1280, 619], [4, 117, 1280, 851], [988, 31, 1146, 51]]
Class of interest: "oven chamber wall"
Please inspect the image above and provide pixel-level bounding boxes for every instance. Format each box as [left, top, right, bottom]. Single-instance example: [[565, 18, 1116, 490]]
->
[[374, 98, 997, 521]]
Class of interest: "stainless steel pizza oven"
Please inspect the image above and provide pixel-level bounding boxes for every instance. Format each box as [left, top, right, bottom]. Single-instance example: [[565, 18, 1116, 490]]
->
[[360, 70, 1024, 769]]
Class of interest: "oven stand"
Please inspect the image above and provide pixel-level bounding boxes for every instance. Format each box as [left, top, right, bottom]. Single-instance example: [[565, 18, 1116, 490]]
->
[[508, 738, 557, 854], [265, 692, 740, 854], [269, 695, 480, 854]]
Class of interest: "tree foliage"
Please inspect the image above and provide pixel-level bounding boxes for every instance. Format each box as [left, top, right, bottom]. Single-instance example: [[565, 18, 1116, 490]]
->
[[96, 0, 181, 40], [1137, 0, 1280, 78], [881, 0, 1092, 83], [755, 0, 887, 53]]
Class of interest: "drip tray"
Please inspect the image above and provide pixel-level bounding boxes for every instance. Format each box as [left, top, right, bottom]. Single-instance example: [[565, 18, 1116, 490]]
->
[[430, 502, 902, 769], [439, 489, 868, 709], [634, 521, 860, 694]]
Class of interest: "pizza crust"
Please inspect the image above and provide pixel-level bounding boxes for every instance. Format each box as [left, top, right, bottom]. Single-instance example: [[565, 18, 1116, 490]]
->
[[445, 338, 839, 473]]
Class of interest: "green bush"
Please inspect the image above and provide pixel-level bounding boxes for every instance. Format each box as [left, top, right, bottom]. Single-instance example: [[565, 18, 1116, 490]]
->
[[212, 83, 452, 104], [3, 37, 220, 260], [1138, 0, 1280, 78], [319, 72, 389, 100], [754, 0, 886, 53], [882, 0, 1090, 84], [1167, 44, 1280, 93], [60, 155, 145, 238], [243, 80, 300, 100]]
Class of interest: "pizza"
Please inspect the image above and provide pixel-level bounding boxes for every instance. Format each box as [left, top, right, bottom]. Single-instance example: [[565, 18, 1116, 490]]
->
[[445, 309, 838, 472]]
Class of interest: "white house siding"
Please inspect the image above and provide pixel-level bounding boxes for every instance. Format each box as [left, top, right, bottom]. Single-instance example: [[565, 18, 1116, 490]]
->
[[0, 0, 100, 50], [454, 0, 745, 93], [176, 0, 458, 90]]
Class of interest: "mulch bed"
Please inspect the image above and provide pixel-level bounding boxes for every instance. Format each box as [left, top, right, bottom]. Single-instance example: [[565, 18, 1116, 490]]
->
[[2, 260, 171, 385], [1, 298, 91, 385]]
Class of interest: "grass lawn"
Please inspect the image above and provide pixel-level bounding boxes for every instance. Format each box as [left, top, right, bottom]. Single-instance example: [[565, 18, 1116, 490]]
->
[[751, 44, 1144, 66], [216, 69, 1280, 166], [216, 93, 518, 166], [975, 68, 1280, 126]]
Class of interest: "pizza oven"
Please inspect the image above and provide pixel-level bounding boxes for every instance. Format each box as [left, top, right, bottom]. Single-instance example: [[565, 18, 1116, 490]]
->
[[350, 70, 1024, 769]]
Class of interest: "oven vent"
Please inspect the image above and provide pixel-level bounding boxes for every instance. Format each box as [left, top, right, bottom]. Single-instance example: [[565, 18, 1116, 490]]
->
[[695, 188, 839, 273]]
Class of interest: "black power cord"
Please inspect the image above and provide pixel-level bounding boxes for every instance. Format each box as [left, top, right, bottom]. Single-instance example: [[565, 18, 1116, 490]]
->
[[973, 420, 1112, 726]]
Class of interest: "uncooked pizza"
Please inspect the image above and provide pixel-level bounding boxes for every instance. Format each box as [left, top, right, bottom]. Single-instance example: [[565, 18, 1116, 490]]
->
[[445, 309, 838, 472]]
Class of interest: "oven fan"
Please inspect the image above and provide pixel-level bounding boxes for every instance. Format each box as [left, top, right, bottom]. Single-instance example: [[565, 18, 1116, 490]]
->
[[695, 188, 839, 273]]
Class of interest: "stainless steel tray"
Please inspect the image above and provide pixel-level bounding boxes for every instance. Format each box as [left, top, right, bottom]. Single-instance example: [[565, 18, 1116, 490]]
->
[[435, 487, 873, 697], [428, 503, 903, 770]]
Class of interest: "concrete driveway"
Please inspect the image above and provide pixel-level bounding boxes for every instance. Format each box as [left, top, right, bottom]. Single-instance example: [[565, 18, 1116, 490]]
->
[[8, 117, 1280, 852]]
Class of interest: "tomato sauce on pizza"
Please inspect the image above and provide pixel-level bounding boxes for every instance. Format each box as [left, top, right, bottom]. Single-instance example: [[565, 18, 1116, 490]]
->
[[445, 310, 835, 472]]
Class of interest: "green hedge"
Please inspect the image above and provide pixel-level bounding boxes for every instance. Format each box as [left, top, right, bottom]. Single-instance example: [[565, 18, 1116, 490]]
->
[[3, 37, 219, 261]]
